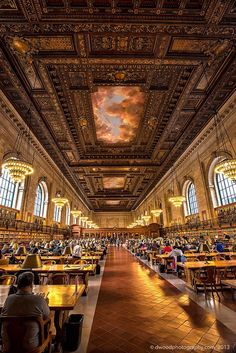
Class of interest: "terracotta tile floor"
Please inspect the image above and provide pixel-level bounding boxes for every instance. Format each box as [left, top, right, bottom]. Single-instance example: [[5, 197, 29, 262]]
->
[[87, 248, 236, 353]]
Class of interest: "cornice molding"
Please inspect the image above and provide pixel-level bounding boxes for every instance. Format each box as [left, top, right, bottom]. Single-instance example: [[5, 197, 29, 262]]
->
[[137, 90, 236, 210], [0, 90, 90, 211]]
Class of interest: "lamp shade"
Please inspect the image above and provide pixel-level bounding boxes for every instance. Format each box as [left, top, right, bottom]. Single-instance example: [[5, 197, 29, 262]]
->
[[21, 254, 42, 269], [16, 246, 27, 255], [63, 246, 72, 255]]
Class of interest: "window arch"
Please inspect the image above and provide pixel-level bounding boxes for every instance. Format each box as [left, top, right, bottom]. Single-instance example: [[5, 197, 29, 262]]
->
[[182, 180, 199, 216], [33, 181, 48, 218], [0, 169, 24, 210], [65, 204, 70, 225], [208, 156, 236, 207]]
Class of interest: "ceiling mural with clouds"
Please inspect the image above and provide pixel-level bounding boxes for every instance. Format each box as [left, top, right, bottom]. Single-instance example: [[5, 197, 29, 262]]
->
[[92, 86, 145, 144], [0, 0, 235, 211]]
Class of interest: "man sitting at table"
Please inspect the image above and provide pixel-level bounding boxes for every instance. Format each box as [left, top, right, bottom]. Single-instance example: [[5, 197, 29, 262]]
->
[[1, 272, 50, 351], [215, 241, 225, 253], [73, 242, 83, 258]]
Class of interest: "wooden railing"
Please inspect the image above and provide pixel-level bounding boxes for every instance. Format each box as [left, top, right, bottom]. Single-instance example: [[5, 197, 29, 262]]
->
[[0, 217, 71, 237]]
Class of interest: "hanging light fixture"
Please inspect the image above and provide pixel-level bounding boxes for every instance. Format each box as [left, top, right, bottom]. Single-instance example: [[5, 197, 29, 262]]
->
[[70, 209, 82, 218], [169, 195, 186, 208], [151, 195, 163, 217], [215, 159, 236, 181], [2, 152, 34, 183], [200, 62, 236, 181], [168, 167, 186, 207], [52, 191, 68, 208]]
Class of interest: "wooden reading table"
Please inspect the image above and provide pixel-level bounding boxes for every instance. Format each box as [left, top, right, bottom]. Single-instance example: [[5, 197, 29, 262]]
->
[[0, 284, 85, 352], [178, 260, 236, 290]]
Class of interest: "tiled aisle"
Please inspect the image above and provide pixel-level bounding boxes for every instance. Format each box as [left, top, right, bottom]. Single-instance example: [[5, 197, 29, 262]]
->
[[87, 247, 236, 353]]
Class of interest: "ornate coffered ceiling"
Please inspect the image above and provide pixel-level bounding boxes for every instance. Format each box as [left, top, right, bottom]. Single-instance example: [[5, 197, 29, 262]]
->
[[0, 0, 235, 211]]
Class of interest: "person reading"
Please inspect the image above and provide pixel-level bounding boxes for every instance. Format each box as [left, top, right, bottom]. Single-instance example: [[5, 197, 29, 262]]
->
[[1, 272, 50, 351]]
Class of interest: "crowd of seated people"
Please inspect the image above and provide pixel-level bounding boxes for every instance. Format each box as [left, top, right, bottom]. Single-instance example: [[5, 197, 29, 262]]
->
[[126, 233, 235, 259], [0, 238, 108, 265]]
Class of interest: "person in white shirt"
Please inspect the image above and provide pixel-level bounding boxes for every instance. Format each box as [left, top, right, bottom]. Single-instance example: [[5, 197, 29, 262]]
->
[[73, 243, 82, 258], [169, 246, 183, 272]]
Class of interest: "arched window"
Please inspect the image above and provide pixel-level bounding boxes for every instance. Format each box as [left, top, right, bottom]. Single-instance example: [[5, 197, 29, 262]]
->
[[54, 205, 61, 223], [208, 156, 236, 207], [65, 204, 70, 225], [215, 173, 236, 206], [187, 183, 199, 215], [33, 181, 48, 218], [183, 180, 199, 216], [0, 169, 24, 210]]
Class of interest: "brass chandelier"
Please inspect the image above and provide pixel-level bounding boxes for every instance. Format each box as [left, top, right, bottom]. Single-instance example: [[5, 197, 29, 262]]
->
[[70, 209, 82, 218], [52, 191, 68, 208], [168, 167, 186, 207], [201, 62, 236, 181], [169, 195, 186, 208], [2, 152, 34, 183]]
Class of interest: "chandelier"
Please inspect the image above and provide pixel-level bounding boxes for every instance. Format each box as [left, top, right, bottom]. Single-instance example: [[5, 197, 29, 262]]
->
[[169, 195, 186, 207], [136, 218, 144, 226], [70, 209, 82, 218], [142, 214, 151, 223], [52, 192, 68, 208], [80, 216, 88, 222], [2, 153, 34, 183], [215, 158, 236, 181], [151, 209, 163, 217], [201, 62, 236, 182]]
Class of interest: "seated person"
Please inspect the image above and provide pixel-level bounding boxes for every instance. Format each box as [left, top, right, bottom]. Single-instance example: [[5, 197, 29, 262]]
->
[[1, 272, 50, 352], [169, 246, 183, 261], [215, 241, 225, 253], [1, 244, 9, 255], [0, 249, 6, 260], [162, 242, 172, 253], [73, 243, 82, 258]]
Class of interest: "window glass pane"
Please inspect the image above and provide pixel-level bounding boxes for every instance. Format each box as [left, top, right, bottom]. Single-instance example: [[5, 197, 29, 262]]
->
[[216, 173, 236, 206], [34, 185, 43, 217], [0, 169, 17, 208], [187, 183, 199, 215]]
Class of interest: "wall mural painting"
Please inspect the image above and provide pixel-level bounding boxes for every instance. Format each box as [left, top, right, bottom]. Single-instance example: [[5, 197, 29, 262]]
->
[[105, 200, 120, 205], [92, 86, 145, 144], [103, 177, 125, 189]]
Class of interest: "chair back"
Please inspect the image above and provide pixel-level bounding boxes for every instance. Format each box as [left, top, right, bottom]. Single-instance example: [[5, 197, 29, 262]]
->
[[50, 273, 69, 284], [0, 259, 9, 266], [0, 315, 49, 353], [74, 259, 87, 265], [0, 275, 17, 285], [42, 260, 56, 265], [202, 266, 216, 283]]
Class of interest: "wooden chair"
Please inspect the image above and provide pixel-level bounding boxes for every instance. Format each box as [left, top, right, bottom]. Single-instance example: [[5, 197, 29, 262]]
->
[[193, 266, 220, 300], [42, 260, 56, 265], [0, 315, 51, 353], [0, 275, 17, 285], [0, 259, 9, 266], [49, 273, 69, 285]]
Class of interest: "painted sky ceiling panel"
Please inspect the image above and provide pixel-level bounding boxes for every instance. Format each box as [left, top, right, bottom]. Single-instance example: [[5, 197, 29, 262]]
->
[[92, 86, 145, 144], [103, 177, 125, 189]]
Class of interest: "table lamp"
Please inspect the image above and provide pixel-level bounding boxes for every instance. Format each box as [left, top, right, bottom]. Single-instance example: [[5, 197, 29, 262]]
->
[[21, 254, 42, 269], [16, 246, 27, 263]]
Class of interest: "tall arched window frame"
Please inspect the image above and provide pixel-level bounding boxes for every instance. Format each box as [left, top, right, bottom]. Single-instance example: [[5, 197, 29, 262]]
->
[[0, 169, 24, 210], [33, 181, 48, 218], [183, 180, 199, 216], [187, 183, 199, 215], [65, 204, 70, 225], [208, 156, 236, 207], [215, 172, 236, 206], [54, 205, 61, 223]]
